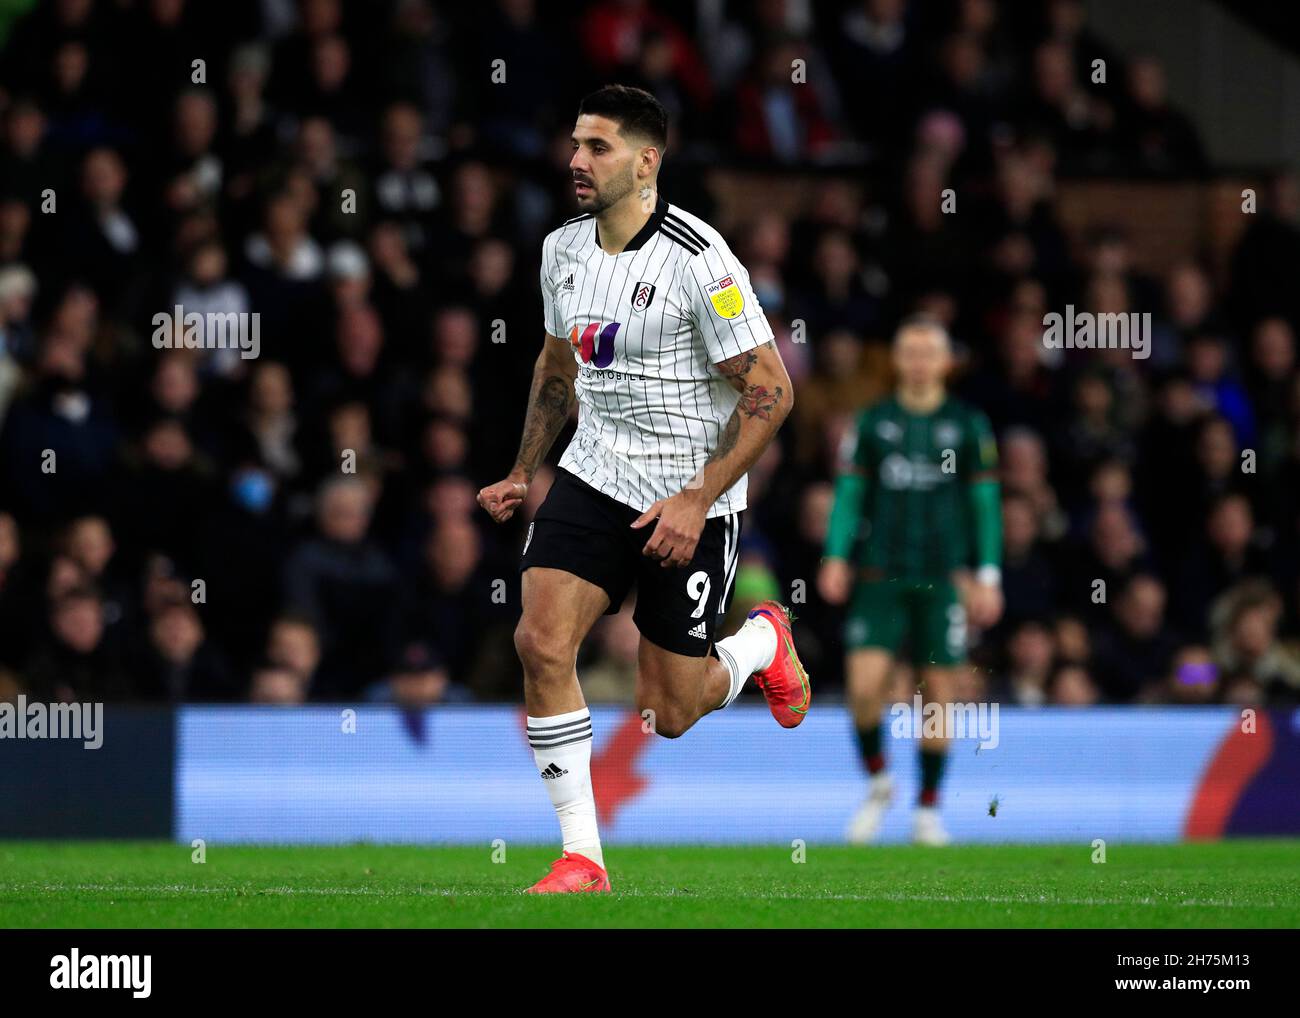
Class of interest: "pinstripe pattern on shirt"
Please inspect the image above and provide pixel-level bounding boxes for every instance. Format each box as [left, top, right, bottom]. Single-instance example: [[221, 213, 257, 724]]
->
[[539, 199, 773, 518]]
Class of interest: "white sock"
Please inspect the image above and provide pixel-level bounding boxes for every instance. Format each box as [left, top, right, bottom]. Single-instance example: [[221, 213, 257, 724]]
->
[[713, 613, 778, 709], [527, 706, 604, 869]]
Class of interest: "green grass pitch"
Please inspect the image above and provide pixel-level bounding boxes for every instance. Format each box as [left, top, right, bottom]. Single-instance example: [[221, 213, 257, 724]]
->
[[2, 840, 1297, 928]]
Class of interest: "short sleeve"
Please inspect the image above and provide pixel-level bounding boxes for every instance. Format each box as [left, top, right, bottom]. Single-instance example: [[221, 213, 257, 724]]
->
[[682, 236, 774, 365], [539, 237, 563, 338]]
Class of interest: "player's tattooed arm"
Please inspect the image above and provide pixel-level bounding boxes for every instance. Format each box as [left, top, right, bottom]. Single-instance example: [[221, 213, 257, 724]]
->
[[634, 341, 791, 564], [707, 410, 742, 464], [715, 342, 785, 420], [687, 341, 793, 504], [511, 336, 578, 481], [479, 335, 576, 523]]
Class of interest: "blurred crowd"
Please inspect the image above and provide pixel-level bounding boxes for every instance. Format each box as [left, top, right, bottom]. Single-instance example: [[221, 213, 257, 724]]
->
[[0, 0, 1297, 708]]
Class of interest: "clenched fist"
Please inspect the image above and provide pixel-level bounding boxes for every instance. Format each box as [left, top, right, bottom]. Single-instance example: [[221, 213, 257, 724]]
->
[[478, 474, 529, 523]]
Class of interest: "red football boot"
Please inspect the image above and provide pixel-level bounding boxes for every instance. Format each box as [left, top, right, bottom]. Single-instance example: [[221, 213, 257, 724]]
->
[[525, 851, 611, 894], [747, 601, 811, 728]]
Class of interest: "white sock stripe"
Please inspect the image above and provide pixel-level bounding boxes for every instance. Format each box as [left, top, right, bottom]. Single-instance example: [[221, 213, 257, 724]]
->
[[526, 708, 591, 729], [525, 717, 591, 735]]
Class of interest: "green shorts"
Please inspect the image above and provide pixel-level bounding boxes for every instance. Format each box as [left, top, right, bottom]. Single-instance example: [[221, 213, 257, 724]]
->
[[843, 577, 967, 666]]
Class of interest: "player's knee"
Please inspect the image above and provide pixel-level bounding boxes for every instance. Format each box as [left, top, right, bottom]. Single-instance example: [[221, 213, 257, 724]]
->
[[513, 620, 571, 678]]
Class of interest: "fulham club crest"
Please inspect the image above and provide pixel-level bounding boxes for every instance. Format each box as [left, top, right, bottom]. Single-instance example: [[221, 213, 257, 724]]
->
[[630, 280, 656, 313]]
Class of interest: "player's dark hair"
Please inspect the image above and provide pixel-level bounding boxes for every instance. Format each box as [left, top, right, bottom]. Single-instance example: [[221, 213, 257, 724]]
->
[[893, 312, 951, 346], [578, 85, 668, 150]]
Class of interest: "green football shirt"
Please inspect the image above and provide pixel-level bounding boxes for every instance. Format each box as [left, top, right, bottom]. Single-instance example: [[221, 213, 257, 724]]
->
[[828, 395, 1000, 580]]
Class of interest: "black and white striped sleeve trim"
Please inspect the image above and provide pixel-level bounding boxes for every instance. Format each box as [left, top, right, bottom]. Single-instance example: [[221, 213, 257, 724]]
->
[[659, 213, 711, 256]]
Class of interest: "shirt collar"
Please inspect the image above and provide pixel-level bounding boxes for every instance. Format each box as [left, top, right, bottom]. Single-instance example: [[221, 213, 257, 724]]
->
[[594, 195, 668, 254]]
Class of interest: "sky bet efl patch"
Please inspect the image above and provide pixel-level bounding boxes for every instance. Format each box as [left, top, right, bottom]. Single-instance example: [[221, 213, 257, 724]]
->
[[706, 274, 745, 319]]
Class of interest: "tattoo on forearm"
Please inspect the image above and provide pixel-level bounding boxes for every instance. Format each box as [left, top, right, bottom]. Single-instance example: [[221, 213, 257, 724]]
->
[[692, 343, 789, 497], [514, 374, 572, 477], [707, 409, 741, 465]]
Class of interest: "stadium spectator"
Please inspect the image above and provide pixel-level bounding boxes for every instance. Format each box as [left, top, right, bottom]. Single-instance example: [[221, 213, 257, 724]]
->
[[1174, 492, 1271, 637], [1210, 580, 1300, 705], [266, 614, 323, 695], [1116, 53, 1206, 175], [999, 490, 1057, 629], [25, 586, 128, 702], [1048, 661, 1100, 705], [1091, 573, 1180, 701], [398, 513, 514, 695], [992, 619, 1055, 706], [1230, 169, 1300, 327], [136, 599, 236, 702], [282, 477, 402, 697], [364, 638, 468, 705]]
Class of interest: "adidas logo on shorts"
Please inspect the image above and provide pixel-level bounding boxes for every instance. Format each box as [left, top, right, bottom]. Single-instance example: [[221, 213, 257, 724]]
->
[[687, 621, 708, 640]]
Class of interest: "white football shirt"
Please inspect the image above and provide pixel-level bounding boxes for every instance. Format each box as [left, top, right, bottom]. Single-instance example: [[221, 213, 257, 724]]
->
[[539, 196, 774, 518]]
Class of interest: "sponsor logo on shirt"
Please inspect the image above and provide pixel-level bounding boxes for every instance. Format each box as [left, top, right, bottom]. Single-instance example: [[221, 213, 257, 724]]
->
[[880, 453, 946, 491], [569, 321, 622, 367], [705, 275, 745, 320]]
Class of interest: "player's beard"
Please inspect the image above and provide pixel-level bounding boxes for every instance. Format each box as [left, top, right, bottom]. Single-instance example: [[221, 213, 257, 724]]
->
[[576, 162, 636, 214]]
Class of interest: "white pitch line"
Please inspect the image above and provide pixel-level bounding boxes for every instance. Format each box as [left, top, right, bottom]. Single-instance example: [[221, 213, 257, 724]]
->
[[0, 884, 1289, 910]]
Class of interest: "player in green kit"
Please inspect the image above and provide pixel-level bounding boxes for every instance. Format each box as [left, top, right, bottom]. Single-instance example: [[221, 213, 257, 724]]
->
[[818, 316, 1003, 845]]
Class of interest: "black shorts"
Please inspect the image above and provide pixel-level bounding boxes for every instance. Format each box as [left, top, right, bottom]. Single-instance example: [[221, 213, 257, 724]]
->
[[520, 469, 742, 656]]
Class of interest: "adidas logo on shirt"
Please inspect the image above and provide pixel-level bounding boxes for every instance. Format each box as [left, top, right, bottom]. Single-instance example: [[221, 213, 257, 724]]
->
[[540, 762, 569, 779], [688, 621, 708, 640], [560, 272, 575, 291]]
